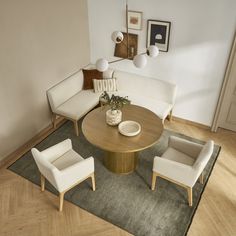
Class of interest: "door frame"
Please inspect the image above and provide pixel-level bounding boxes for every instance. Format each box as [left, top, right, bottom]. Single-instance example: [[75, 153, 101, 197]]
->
[[211, 31, 236, 132]]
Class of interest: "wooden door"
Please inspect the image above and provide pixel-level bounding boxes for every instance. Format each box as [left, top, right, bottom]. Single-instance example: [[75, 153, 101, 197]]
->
[[212, 33, 236, 132]]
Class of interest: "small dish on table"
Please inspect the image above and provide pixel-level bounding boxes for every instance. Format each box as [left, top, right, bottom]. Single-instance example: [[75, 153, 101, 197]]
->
[[118, 120, 141, 137]]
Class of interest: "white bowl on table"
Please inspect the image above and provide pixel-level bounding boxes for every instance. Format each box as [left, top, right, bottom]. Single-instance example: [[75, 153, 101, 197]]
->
[[118, 121, 141, 137]]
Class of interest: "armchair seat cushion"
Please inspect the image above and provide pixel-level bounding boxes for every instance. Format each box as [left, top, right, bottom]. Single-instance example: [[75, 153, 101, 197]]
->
[[55, 90, 101, 120], [153, 136, 214, 188], [52, 149, 84, 170], [162, 147, 195, 166]]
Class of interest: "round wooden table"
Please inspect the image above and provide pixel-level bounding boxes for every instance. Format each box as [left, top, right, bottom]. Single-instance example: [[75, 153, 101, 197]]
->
[[82, 105, 163, 174]]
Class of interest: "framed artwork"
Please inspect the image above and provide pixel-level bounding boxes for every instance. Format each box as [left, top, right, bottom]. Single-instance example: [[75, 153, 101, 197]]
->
[[147, 20, 171, 52], [114, 32, 138, 60], [128, 11, 142, 30]]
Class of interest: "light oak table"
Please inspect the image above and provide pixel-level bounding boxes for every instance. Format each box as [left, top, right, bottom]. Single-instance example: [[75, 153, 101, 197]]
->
[[82, 104, 163, 174]]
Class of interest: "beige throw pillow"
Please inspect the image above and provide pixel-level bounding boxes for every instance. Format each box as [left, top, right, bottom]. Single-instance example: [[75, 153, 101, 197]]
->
[[93, 78, 117, 93]]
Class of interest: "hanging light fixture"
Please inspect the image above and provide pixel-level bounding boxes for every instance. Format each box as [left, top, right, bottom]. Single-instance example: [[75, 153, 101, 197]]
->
[[96, 58, 109, 72], [147, 45, 159, 58], [111, 31, 124, 44], [133, 54, 147, 68], [95, 0, 159, 72]]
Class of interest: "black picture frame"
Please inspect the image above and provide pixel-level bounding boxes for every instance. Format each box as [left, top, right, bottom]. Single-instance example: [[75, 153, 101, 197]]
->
[[147, 20, 171, 52]]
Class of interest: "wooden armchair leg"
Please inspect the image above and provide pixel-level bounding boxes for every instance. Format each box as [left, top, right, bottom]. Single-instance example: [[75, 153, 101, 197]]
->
[[151, 172, 157, 190], [91, 173, 96, 191], [59, 192, 65, 211], [199, 173, 204, 184], [187, 187, 193, 206], [74, 120, 79, 136], [52, 113, 57, 128], [40, 174, 45, 192]]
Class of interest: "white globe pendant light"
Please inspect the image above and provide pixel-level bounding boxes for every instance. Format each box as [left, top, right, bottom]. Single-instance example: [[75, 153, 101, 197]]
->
[[147, 45, 159, 58], [92, 2, 160, 71], [96, 58, 109, 72], [133, 54, 147, 68], [111, 31, 124, 44]]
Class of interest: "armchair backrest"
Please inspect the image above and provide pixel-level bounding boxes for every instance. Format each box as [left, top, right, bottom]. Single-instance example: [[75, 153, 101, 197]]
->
[[193, 140, 214, 172], [31, 148, 60, 190]]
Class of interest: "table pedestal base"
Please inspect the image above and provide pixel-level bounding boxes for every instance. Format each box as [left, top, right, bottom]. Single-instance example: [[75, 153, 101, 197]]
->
[[104, 151, 138, 174]]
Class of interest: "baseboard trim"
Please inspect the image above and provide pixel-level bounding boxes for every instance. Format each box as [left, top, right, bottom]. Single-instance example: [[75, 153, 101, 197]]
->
[[172, 116, 210, 130], [0, 117, 66, 169]]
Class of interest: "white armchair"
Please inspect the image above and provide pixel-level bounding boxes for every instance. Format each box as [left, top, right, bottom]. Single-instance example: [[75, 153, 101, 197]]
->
[[152, 136, 214, 206], [31, 139, 95, 211]]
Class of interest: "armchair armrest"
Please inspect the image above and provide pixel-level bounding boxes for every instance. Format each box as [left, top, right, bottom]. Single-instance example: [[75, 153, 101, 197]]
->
[[153, 156, 197, 187], [60, 157, 94, 176], [41, 139, 72, 162], [169, 136, 203, 159], [55, 157, 95, 192]]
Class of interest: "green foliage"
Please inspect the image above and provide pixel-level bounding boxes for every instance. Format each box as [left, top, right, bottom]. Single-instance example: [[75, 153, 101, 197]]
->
[[100, 91, 130, 110]]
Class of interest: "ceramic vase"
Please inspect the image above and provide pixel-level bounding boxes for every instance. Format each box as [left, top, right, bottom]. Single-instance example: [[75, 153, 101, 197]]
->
[[106, 109, 122, 126]]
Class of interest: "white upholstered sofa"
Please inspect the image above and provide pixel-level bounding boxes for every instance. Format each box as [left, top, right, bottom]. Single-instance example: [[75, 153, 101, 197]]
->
[[47, 68, 177, 135]]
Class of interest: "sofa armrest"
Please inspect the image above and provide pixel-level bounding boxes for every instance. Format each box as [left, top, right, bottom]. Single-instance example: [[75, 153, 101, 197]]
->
[[168, 84, 177, 105]]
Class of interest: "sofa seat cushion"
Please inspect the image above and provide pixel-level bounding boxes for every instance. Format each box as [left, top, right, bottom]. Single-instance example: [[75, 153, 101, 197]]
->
[[131, 96, 172, 120], [55, 90, 100, 120], [108, 91, 172, 120]]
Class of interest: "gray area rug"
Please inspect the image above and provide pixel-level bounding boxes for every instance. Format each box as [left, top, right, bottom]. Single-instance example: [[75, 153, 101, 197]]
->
[[8, 120, 221, 236]]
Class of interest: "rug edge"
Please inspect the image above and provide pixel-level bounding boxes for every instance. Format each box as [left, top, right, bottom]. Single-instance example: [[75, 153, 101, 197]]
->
[[6, 122, 222, 236], [184, 146, 221, 236]]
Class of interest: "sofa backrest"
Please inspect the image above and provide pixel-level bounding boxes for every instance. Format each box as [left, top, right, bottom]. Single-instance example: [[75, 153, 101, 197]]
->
[[113, 70, 177, 105], [47, 70, 83, 112]]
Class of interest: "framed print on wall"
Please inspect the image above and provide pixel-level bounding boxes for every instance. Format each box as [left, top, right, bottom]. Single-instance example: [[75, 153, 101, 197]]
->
[[147, 20, 171, 52], [128, 11, 142, 30]]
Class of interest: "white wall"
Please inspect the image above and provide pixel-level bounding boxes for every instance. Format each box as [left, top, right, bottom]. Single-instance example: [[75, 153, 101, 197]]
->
[[0, 0, 90, 160], [88, 0, 236, 126]]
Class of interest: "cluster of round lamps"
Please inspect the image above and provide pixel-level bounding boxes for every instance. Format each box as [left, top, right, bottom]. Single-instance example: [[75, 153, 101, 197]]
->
[[96, 31, 159, 72]]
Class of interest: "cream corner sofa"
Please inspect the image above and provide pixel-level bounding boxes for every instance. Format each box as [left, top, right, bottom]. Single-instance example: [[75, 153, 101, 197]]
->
[[47, 69, 177, 135]]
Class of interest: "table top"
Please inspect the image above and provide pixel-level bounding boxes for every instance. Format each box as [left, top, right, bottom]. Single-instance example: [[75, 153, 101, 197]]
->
[[82, 105, 163, 153]]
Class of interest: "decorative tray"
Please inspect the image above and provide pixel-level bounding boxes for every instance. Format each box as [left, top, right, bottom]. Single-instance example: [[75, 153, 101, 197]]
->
[[118, 121, 141, 137]]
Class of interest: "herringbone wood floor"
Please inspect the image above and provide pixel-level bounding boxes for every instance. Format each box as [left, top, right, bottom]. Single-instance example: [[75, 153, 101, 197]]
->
[[0, 120, 235, 236]]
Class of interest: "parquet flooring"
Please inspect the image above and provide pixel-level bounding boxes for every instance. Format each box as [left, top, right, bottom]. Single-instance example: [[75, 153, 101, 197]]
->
[[0, 120, 235, 236]]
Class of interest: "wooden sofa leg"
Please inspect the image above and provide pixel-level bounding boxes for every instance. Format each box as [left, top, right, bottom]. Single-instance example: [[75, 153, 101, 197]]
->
[[168, 110, 173, 122], [74, 120, 79, 136], [91, 173, 96, 191], [151, 172, 157, 190], [40, 174, 45, 192], [187, 187, 193, 206], [59, 192, 65, 212], [52, 113, 57, 128]]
